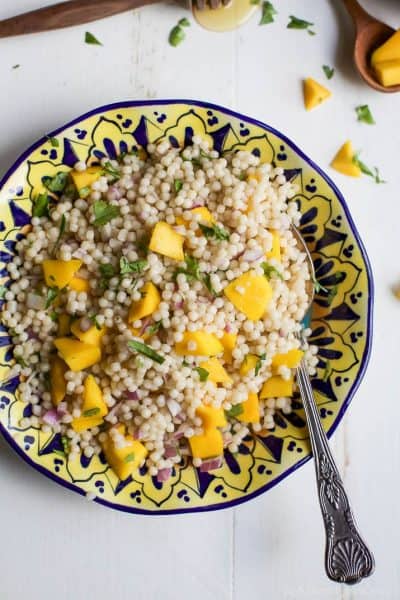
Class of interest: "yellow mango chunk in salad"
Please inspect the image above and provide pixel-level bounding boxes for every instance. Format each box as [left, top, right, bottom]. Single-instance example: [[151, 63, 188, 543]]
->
[[50, 355, 67, 407], [272, 349, 304, 369], [54, 338, 101, 371], [128, 282, 161, 323], [199, 357, 232, 383], [175, 331, 224, 356], [70, 319, 106, 346], [42, 259, 82, 289], [260, 375, 294, 399], [224, 271, 272, 321], [196, 404, 227, 429], [237, 393, 260, 423], [149, 221, 184, 261], [189, 428, 224, 459], [102, 424, 148, 480]]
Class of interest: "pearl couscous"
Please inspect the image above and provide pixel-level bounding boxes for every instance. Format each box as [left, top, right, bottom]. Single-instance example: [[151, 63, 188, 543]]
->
[[2, 137, 318, 481]]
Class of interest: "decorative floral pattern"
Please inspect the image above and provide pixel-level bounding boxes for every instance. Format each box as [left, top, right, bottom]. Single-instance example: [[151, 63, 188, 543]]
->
[[0, 101, 373, 515]]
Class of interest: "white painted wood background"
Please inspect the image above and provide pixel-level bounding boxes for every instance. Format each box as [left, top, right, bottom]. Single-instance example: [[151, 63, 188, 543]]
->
[[0, 0, 399, 598]]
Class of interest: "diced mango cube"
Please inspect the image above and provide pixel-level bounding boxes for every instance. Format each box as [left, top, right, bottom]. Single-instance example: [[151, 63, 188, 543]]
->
[[175, 331, 224, 356], [42, 259, 82, 289], [238, 393, 260, 423], [371, 29, 400, 66], [72, 374, 108, 432], [128, 282, 161, 323], [199, 357, 232, 384], [303, 78, 331, 111], [71, 415, 104, 433], [69, 276, 90, 293], [224, 271, 272, 321], [102, 425, 148, 480], [189, 428, 223, 459], [260, 375, 294, 399], [70, 319, 106, 346], [54, 338, 101, 371], [220, 332, 237, 364], [266, 230, 281, 262], [50, 355, 67, 407], [330, 141, 361, 178], [240, 354, 259, 376], [191, 207, 215, 224], [57, 314, 71, 336], [196, 404, 227, 429], [272, 349, 304, 369], [70, 166, 102, 194], [149, 222, 184, 261], [374, 60, 400, 87]]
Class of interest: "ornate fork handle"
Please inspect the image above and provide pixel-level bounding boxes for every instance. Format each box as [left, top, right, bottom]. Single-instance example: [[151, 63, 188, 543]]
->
[[297, 362, 375, 584]]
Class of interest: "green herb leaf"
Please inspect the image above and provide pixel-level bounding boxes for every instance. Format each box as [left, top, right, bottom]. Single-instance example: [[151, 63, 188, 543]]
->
[[124, 452, 136, 463], [259, 1, 277, 25], [174, 179, 183, 193], [323, 360, 331, 382], [15, 356, 28, 368], [355, 104, 375, 125], [45, 287, 59, 309], [199, 223, 230, 241], [250, 0, 260, 4], [312, 275, 328, 294], [322, 65, 334, 80], [195, 367, 209, 382], [61, 435, 69, 453], [169, 25, 185, 47], [50, 311, 58, 322], [128, 340, 165, 364], [85, 31, 102, 45], [12, 64, 20, 69], [287, 15, 315, 34], [261, 262, 283, 280], [82, 407, 101, 417], [89, 315, 102, 330], [99, 263, 116, 279], [93, 201, 120, 226], [178, 17, 190, 27], [225, 404, 244, 418], [352, 152, 386, 183], [32, 193, 49, 218], [79, 186, 91, 199], [0, 285, 8, 299], [119, 257, 148, 275], [255, 353, 266, 376], [145, 321, 162, 336], [373, 167, 386, 184], [48, 137, 59, 147], [52, 214, 67, 256], [42, 171, 69, 194], [102, 161, 120, 181], [202, 273, 219, 297], [174, 254, 201, 282], [326, 285, 338, 306]]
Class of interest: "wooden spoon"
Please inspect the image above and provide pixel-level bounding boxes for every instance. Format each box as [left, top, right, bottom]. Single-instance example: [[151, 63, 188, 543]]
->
[[342, 0, 400, 93]]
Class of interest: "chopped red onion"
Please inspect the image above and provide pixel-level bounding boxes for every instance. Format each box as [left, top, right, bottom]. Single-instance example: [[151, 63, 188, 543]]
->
[[125, 390, 139, 401], [42, 409, 64, 426], [139, 318, 151, 336], [164, 446, 178, 459], [224, 324, 232, 333], [174, 300, 184, 310], [26, 327, 40, 340], [107, 187, 122, 202], [156, 468, 172, 483], [200, 456, 223, 472], [133, 428, 145, 440], [191, 202, 203, 209]]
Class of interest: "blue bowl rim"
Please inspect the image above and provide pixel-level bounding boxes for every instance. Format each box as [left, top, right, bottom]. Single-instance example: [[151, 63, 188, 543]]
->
[[0, 98, 374, 515]]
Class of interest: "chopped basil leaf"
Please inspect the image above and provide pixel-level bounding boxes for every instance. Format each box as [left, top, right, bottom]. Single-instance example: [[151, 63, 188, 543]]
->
[[355, 104, 375, 125], [85, 31, 102, 45], [259, 1, 277, 25], [169, 25, 185, 47], [261, 262, 283, 280], [12, 64, 20, 69], [322, 65, 334, 80], [255, 353, 266, 376], [250, 0, 260, 4], [323, 360, 331, 382], [199, 223, 229, 241], [15, 356, 28, 368], [45, 287, 59, 309], [82, 407, 101, 417], [174, 179, 183, 193], [174, 254, 201, 282], [93, 201, 120, 226], [120, 257, 147, 275], [146, 321, 162, 336], [178, 17, 190, 27], [225, 404, 244, 418], [203, 273, 219, 296], [48, 137, 59, 147], [89, 315, 102, 330], [287, 15, 315, 34], [102, 161, 120, 181], [195, 367, 209, 382], [42, 171, 69, 193], [32, 193, 49, 218], [312, 275, 328, 294], [79, 186, 91, 199], [128, 340, 165, 364], [99, 263, 115, 279], [50, 311, 58, 322], [0, 285, 8, 299], [124, 452, 136, 463], [52, 214, 67, 257], [352, 152, 386, 184], [326, 285, 338, 305]]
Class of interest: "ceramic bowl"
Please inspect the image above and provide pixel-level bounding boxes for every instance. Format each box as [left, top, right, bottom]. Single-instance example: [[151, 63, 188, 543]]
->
[[0, 100, 373, 514]]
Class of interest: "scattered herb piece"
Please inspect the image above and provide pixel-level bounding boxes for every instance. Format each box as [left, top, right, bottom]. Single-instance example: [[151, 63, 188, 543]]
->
[[93, 201, 120, 226], [174, 254, 201, 282], [145, 321, 162, 336], [322, 65, 334, 80], [199, 223, 230, 241], [287, 15, 315, 35], [79, 186, 91, 199], [250, 0, 260, 4], [32, 193, 49, 218], [178, 17, 190, 27], [259, 1, 277, 25], [89, 315, 102, 330], [12, 64, 20, 69], [48, 137, 59, 147], [50, 311, 58, 322], [203, 273, 219, 297], [61, 435, 69, 453], [82, 407, 101, 417], [42, 171, 69, 194], [85, 31, 102, 46], [352, 152, 386, 184], [128, 340, 165, 364], [312, 275, 328, 294], [45, 287, 59, 309], [225, 404, 244, 418], [0, 285, 7, 299], [124, 453, 136, 463], [355, 105, 375, 125], [169, 25, 186, 47], [261, 262, 283, 280], [120, 257, 147, 275], [323, 360, 331, 382], [195, 367, 209, 382], [174, 179, 183, 193], [99, 263, 115, 279], [326, 285, 338, 305], [102, 161, 120, 181], [15, 356, 28, 368], [52, 214, 67, 256], [255, 353, 266, 376]]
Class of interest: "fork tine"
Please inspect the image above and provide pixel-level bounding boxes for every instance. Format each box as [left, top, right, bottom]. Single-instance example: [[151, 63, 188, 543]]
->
[[193, 0, 206, 9], [193, 0, 224, 9]]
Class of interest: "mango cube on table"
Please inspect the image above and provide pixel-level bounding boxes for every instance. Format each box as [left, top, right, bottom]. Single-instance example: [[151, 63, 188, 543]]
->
[[303, 78, 331, 111], [330, 141, 361, 178]]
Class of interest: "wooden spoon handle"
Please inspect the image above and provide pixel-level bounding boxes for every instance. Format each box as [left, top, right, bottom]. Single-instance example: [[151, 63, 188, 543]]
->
[[341, 0, 374, 31], [0, 0, 158, 38]]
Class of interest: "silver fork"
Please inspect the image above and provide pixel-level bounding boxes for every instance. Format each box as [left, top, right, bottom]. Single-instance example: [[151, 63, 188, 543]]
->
[[293, 226, 375, 584]]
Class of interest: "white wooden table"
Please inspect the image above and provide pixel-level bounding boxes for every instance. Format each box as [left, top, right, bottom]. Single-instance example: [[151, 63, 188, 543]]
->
[[0, 1, 399, 598]]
